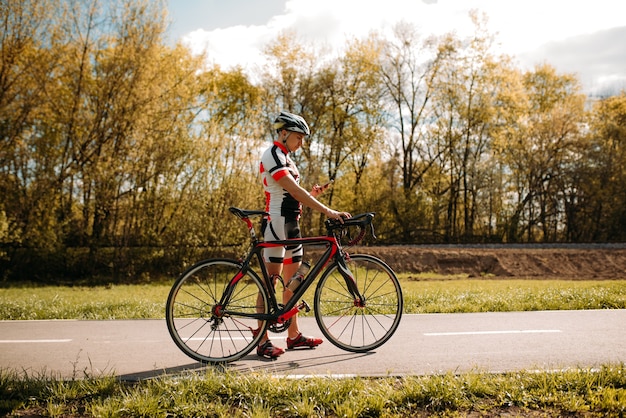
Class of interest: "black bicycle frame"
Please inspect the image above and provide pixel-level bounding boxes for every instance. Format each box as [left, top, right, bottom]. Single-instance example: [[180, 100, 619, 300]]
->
[[219, 234, 364, 323]]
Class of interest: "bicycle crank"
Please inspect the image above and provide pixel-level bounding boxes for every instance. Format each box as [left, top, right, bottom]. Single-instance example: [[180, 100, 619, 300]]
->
[[267, 303, 290, 333], [277, 300, 310, 324]]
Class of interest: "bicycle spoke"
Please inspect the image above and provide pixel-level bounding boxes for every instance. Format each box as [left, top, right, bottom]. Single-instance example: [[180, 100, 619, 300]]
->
[[315, 254, 403, 352], [166, 259, 268, 363]]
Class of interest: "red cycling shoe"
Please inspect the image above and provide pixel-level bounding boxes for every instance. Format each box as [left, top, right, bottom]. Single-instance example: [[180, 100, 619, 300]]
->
[[286, 332, 323, 349], [257, 340, 284, 359]]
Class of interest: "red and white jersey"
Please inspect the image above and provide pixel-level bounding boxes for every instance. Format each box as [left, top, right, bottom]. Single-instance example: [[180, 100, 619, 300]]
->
[[260, 141, 302, 221]]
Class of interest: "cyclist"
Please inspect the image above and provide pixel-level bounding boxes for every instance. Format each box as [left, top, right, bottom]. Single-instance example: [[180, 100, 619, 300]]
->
[[256, 111, 351, 359]]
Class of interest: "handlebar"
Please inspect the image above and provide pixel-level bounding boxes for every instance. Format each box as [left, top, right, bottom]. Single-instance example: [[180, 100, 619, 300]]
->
[[325, 213, 376, 246], [229, 207, 376, 246], [324, 212, 375, 231]]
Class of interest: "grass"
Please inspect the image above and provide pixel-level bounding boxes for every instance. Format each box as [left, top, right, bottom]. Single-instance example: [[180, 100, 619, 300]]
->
[[401, 276, 626, 313], [0, 284, 168, 320], [1, 277, 625, 320], [1, 365, 625, 417], [1, 276, 625, 417]]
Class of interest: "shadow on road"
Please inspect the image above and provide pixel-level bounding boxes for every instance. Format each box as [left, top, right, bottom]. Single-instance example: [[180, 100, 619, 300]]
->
[[118, 351, 375, 382]]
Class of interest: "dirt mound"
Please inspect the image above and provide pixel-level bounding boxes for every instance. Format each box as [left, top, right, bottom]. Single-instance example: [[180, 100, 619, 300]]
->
[[336, 245, 626, 279]]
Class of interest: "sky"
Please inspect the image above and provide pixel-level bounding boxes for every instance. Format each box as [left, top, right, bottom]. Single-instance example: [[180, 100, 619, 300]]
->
[[166, 0, 626, 96]]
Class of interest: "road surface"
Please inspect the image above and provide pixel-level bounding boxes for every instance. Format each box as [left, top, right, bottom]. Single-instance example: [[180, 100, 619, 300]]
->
[[1, 310, 624, 380]]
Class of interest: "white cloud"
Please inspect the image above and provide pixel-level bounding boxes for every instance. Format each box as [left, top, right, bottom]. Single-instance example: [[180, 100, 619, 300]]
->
[[180, 0, 626, 92], [468, 0, 626, 54], [184, 25, 272, 70]]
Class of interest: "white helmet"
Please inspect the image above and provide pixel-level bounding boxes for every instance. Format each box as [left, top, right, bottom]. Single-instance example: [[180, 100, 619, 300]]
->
[[273, 111, 310, 136]]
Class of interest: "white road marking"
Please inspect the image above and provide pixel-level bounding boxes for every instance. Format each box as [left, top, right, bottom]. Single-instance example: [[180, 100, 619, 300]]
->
[[285, 374, 358, 379], [0, 339, 72, 343], [424, 330, 562, 336], [185, 337, 287, 341]]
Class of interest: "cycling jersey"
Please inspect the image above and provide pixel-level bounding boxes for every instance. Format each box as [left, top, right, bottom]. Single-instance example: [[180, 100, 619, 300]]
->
[[260, 141, 302, 221], [260, 141, 303, 264]]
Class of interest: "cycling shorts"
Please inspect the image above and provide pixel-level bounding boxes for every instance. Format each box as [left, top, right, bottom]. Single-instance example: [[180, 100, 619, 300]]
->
[[262, 216, 303, 265]]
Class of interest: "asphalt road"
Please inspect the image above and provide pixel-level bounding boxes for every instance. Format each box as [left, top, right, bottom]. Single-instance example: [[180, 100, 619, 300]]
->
[[1, 310, 624, 381]]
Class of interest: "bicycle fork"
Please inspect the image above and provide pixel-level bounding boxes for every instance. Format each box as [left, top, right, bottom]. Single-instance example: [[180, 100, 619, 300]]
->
[[336, 255, 366, 307]]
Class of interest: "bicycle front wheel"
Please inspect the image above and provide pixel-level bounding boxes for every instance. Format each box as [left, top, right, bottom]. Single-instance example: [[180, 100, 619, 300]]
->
[[166, 259, 268, 363], [314, 254, 403, 352]]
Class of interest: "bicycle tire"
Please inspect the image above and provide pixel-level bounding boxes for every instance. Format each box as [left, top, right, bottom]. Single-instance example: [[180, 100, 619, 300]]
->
[[165, 258, 268, 363], [314, 254, 403, 352]]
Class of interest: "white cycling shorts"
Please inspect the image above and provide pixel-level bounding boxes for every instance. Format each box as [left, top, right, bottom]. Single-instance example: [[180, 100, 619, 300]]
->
[[262, 217, 303, 265]]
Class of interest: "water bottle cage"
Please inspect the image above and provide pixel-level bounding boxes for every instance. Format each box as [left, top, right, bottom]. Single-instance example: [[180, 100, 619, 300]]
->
[[287, 276, 303, 290]]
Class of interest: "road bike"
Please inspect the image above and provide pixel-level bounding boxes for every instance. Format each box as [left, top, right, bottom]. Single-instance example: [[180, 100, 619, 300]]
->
[[166, 207, 403, 363]]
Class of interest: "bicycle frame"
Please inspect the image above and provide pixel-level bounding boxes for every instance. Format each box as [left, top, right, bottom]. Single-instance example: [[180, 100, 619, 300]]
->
[[217, 221, 364, 325], [167, 207, 402, 363]]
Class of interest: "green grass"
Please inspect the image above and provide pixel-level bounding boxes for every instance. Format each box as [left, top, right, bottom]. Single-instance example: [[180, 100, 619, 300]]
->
[[400, 276, 626, 313], [2, 365, 625, 417], [2, 277, 625, 416], [1, 278, 625, 320], [0, 284, 168, 320]]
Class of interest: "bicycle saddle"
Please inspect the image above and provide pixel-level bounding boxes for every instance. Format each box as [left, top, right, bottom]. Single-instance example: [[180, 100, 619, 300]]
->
[[229, 207, 269, 219]]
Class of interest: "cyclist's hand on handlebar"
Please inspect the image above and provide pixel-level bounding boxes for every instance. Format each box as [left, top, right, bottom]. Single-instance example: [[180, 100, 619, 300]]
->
[[326, 209, 351, 223]]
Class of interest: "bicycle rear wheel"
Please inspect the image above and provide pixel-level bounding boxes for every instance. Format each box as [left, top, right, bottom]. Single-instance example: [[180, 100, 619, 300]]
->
[[166, 259, 267, 363], [314, 254, 403, 352]]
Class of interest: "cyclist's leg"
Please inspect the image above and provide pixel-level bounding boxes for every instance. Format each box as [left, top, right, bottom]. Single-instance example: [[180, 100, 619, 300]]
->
[[255, 268, 285, 358], [275, 220, 303, 340], [257, 218, 288, 357], [282, 262, 299, 338], [257, 266, 283, 344], [281, 223, 322, 348]]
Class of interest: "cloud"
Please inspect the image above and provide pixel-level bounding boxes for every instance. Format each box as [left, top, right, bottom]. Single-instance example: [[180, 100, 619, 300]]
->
[[520, 26, 626, 95], [184, 25, 273, 70], [182, 0, 447, 69], [180, 0, 626, 94]]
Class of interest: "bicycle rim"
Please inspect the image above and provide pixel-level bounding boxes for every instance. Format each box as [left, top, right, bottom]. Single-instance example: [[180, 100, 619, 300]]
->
[[166, 259, 267, 363], [314, 254, 403, 352]]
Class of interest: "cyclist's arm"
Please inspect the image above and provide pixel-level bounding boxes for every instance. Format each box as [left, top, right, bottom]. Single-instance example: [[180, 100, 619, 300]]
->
[[276, 175, 350, 221]]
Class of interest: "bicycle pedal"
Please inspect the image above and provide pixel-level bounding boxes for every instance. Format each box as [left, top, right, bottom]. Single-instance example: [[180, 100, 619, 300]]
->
[[298, 300, 311, 313]]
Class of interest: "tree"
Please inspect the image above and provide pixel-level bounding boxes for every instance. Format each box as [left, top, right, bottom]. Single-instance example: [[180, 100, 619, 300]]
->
[[575, 92, 626, 241], [310, 35, 387, 212], [192, 66, 266, 247], [500, 64, 586, 242], [0, 0, 57, 250], [376, 23, 455, 241], [429, 11, 503, 242]]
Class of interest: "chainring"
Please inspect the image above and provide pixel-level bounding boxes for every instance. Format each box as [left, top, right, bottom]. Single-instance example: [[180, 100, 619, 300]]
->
[[267, 304, 291, 333]]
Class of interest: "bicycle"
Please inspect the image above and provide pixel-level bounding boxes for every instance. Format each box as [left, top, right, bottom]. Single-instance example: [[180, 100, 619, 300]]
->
[[166, 207, 403, 363]]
